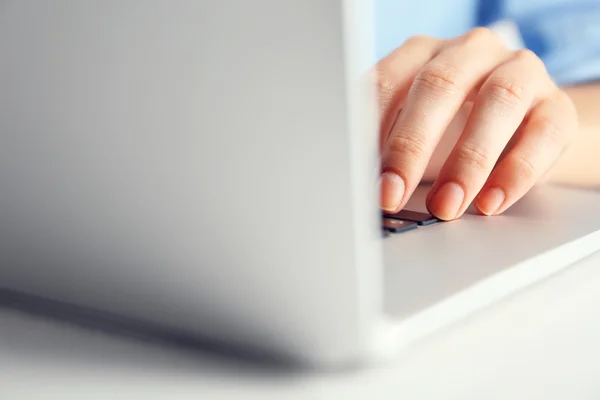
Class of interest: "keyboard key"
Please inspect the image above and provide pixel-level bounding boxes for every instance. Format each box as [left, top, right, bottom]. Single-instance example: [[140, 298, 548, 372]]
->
[[382, 218, 418, 233], [383, 209, 440, 226]]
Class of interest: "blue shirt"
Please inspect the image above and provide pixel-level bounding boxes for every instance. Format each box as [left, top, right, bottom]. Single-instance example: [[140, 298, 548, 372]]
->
[[375, 0, 600, 86]]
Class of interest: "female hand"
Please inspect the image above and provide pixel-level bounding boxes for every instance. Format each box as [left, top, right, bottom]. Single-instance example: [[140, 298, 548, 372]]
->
[[377, 27, 578, 220]]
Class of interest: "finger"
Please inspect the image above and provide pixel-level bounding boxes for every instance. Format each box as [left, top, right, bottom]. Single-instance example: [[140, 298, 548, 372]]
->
[[474, 90, 577, 216], [381, 28, 508, 213], [376, 35, 443, 150], [423, 100, 475, 182], [426, 49, 555, 220]]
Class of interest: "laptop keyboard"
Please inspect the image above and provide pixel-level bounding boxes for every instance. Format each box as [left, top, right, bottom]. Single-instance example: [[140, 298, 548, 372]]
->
[[382, 210, 441, 237]]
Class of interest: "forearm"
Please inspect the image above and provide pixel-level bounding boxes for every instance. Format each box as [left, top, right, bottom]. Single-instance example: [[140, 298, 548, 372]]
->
[[548, 82, 600, 187]]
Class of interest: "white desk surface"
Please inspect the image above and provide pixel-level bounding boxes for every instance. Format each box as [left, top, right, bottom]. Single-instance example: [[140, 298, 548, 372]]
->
[[2, 251, 600, 400]]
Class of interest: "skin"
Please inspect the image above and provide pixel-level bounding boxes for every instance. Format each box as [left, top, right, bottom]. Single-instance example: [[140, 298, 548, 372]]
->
[[547, 82, 600, 188], [375, 27, 598, 221]]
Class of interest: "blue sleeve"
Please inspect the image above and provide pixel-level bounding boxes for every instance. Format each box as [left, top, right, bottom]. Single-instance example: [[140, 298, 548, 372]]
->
[[486, 0, 600, 85]]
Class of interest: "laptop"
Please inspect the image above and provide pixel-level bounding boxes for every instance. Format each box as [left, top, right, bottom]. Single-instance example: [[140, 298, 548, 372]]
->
[[1, 0, 600, 368]]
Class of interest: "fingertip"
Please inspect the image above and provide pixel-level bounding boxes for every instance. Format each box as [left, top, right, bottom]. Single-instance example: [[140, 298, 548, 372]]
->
[[427, 181, 465, 221], [475, 187, 506, 216], [380, 172, 406, 213]]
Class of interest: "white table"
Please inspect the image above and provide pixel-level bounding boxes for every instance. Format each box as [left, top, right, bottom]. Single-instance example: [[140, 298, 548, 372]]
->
[[2, 251, 600, 400]]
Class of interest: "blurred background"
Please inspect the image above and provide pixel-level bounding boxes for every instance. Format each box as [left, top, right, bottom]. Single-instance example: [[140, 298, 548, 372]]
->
[[375, 0, 600, 87]]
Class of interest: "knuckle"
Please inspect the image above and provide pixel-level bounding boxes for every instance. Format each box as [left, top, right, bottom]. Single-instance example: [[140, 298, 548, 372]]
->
[[376, 73, 397, 98], [414, 65, 461, 96], [484, 77, 527, 108], [454, 142, 494, 173], [404, 34, 435, 47], [387, 132, 429, 161], [374, 64, 399, 97], [531, 114, 565, 148], [464, 27, 499, 44], [508, 154, 538, 181], [513, 48, 543, 67]]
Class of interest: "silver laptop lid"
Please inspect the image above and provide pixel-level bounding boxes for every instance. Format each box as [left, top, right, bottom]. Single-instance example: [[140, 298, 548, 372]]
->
[[0, 0, 383, 365]]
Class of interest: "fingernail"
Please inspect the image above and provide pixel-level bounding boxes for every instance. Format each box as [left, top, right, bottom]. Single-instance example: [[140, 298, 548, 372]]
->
[[476, 187, 505, 216], [380, 172, 405, 213], [428, 181, 464, 220]]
